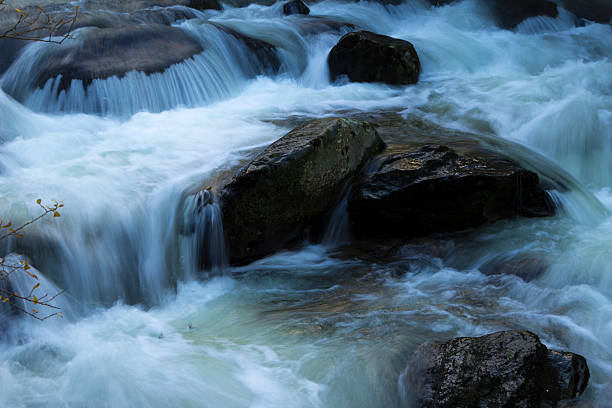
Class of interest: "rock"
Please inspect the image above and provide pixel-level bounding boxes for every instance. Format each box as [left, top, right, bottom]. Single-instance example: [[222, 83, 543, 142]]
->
[[34, 23, 204, 91], [559, 0, 612, 23], [219, 0, 277, 7], [283, 0, 310, 15], [548, 350, 590, 400], [220, 118, 385, 265], [403, 330, 590, 408], [189, 0, 223, 11], [347, 144, 554, 239], [327, 31, 420, 85], [426, 0, 457, 6], [490, 0, 558, 29]]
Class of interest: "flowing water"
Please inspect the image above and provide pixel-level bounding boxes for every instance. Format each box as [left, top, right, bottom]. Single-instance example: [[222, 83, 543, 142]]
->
[[1, 0, 612, 406]]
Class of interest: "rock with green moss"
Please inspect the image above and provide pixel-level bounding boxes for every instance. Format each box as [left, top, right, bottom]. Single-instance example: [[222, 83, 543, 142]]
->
[[327, 31, 420, 85], [220, 118, 385, 265]]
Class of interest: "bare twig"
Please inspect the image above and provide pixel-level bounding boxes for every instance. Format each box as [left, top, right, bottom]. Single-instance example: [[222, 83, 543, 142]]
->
[[1, 199, 65, 319], [0, 0, 79, 43]]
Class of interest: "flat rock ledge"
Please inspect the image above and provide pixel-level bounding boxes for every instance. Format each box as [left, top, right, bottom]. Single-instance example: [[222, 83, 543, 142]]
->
[[402, 330, 590, 408]]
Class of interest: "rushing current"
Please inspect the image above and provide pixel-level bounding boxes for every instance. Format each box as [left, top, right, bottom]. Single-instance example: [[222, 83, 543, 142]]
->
[[1, 0, 612, 406]]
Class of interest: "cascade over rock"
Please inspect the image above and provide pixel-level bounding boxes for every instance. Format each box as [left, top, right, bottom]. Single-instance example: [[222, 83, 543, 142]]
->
[[402, 330, 590, 408], [327, 31, 420, 85], [348, 144, 554, 239], [220, 118, 385, 265], [33, 24, 204, 92], [211, 23, 281, 74]]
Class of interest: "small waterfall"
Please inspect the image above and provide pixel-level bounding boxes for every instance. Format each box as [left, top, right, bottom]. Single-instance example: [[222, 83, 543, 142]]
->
[[0, 22, 281, 117], [322, 193, 351, 246], [181, 188, 227, 276]]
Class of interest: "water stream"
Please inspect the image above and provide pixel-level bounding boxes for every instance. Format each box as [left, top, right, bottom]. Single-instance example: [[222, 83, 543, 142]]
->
[[1, 0, 612, 406]]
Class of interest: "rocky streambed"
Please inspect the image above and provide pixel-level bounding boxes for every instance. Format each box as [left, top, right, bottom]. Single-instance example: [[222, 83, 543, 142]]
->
[[1, 0, 611, 406]]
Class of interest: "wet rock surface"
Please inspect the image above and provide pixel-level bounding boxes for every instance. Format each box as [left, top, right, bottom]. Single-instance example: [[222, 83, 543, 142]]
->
[[403, 330, 590, 408], [490, 0, 558, 29], [283, 0, 310, 15], [348, 143, 554, 239], [33, 24, 203, 91], [559, 0, 612, 24], [327, 31, 420, 85], [188, 0, 223, 11], [220, 117, 385, 265]]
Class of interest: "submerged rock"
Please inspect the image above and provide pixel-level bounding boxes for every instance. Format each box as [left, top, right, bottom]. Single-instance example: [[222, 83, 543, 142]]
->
[[34, 24, 203, 91], [327, 31, 420, 85], [490, 0, 558, 29], [220, 118, 385, 265], [481, 253, 550, 281], [348, 144, 554, 239], [283, 0, 310, 15], [403, 330, 590, 408]]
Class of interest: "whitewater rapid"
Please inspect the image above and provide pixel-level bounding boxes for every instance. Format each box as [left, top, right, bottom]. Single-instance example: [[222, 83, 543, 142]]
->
[[1, 0, 612, 406]]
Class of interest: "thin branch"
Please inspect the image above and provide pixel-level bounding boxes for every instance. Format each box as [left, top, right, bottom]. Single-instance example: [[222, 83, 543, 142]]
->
[[0, 1, 79, 44]]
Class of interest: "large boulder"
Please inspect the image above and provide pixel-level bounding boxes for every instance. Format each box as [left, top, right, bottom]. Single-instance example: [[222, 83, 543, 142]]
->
[[327, 31, 420, 85], [490, 0, 558, 29], [403, 330, 590, 408], [220, 118, 385, 265], [347, 144, 554, 239], [33, 24, 203, 91]]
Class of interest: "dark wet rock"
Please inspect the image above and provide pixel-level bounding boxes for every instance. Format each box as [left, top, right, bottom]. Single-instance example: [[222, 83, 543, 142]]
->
[[0, 39, 22, 76], [33, 24, 203, 91], [426, 0, 457, 6], [403, 330, 590, 408], [327, 31, 420, 85], [548, 350, 590, 400], [189, 0, 223, 11], [481, 254, 550, 281], [348, 144, 554, 239], [559, 0, 612, 23], [490, 0, 558, 29], [283, 0, 310, 15], [220, 118, 385, 265], [221, 0, 277, 7]]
